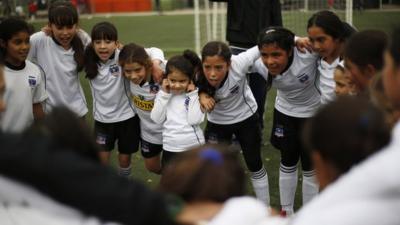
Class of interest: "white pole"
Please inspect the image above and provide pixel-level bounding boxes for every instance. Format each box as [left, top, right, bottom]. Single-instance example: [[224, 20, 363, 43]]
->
[[220, 2, 226, 42], [204, 0, 212, 42], [346, 0, 353, 26], [304, 0, 308, 12], [194, 0, 201, 54], [212, 2, 218, 40]]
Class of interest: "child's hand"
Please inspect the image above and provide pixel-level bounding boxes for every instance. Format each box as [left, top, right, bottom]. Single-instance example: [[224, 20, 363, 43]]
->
[[41, 25, 51, 36], [295, 37, 312, 53], [186, 81, 195, 92], [152, 59, 164, 83], [117, 42, 124, 49], [199, 92, 215, 112], [161, 78, 170, 93]]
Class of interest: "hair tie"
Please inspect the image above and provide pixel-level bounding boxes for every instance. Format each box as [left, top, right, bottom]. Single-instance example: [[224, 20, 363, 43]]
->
[[265, 29, 276, 34], [199, 148, 223, 165]]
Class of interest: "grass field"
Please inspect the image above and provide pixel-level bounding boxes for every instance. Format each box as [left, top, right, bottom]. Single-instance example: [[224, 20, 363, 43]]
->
[[30, 9, 400, 210]]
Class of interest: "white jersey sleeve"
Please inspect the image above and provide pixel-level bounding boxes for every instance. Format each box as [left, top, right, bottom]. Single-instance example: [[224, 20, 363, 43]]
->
[[77, 29, 91, 48], [151, 90, 171, 124], [27, 32, 41, 62], [31, 65, 47, 104], [230, 46, 260, 79], [186, 89, 205, 125], [145, 47, 167, 71], [253, 58, 269, 81]]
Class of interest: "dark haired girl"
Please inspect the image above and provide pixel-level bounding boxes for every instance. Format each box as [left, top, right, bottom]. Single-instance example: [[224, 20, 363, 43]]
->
[[197, 41, 270, 206], [28, 0, 90, 117], [307, 10, 356, 104], [254, 27, 320, 214]]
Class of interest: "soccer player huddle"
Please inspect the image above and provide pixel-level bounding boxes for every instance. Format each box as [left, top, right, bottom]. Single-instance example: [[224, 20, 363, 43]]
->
[[1, 1, 400, 224]]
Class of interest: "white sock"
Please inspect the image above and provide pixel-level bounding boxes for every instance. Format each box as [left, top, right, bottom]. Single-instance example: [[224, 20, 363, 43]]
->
[[302, 170, 319, 205], [279, 164, 298, 215], [250, 166, 270, 206], [118, 165, 132, 178]]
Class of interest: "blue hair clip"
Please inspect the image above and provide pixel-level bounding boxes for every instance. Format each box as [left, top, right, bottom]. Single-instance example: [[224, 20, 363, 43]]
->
[[199, 148, 223, 165]]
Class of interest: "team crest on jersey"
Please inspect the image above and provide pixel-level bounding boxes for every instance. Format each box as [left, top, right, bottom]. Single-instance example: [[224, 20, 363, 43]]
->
[[149, 84, 159, 94], [184, 96, 190, 110], [132, 95, 154, 111], [96, 133, 107, 145], [274, 125, 284, 138], [297, 73, 310, 84], [28, 76, 37, 87], [229, 85, 240, 94], [109, 64, 120, 76]]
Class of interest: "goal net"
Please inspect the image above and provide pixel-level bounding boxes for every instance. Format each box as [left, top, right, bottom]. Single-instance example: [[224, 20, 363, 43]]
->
[[194, 0, 354, 53]]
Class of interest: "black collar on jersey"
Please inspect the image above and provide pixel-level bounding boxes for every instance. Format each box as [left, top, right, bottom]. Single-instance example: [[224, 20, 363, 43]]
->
[[279, 51, 294, 76], [97, 51, 116, 66], [109, 52, 116, 60], [216, 72, 229, 90], [139, 74, 155, 87], [5, 60, 26, 71], [51, 36, 62, 47]]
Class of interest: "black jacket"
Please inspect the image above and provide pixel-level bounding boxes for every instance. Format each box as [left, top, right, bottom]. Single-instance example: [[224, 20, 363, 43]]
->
[[210, 0, 282, 48], [0, 132, 175, 225]]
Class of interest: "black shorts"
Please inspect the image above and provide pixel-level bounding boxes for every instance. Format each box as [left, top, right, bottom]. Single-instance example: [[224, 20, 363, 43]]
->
[[204, 113, 263, 172], [94, 116, 140, 154], [140, 139, 163, 158], [270, 108, 312, 170]]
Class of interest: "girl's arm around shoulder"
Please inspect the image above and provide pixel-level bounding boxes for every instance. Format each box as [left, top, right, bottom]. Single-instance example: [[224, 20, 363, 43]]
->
[[251, 58, 269, 82], [186, 89, 205, 125], [231, 46, 261, 78], [150, 89, 172, 124], [77, 29, 91, 48], [295, 47, 319, 61], [145, 47, 166, 62], [145, 47, 166, 83]]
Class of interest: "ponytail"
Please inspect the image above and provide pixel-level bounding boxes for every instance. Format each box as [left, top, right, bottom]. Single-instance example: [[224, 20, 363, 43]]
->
[[72, 35, 85, 72], [84, 44, 99, 79]]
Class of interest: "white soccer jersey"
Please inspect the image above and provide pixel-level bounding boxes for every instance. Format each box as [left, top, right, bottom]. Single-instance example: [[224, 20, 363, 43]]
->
[[255, 48, 320, 118], [151, 89, 205, 152], [89, 49, 135, 123], [28, 31, 90, 117], [318, 57, 342, 105], [0, 175, 107, 225], [130, 81, 163, 145], [1, 61, 47, 133], [207, 46, 260, 125]]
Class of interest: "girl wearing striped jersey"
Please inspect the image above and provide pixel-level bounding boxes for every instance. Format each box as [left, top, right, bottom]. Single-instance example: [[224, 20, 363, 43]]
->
[[307, 10, 356, 104], [0, 18, 47, 133], [119, 43, 165, 174], [253, 27, 320, 215], [28, 1, 90, 117], [84, 22, 165, 177], [197, 41, 270, 206], [151, 50, 205, 167]]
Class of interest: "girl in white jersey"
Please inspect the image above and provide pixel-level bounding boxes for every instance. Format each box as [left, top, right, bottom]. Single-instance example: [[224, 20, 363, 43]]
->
[[197, 41, 270, 206], [28, 1, 90, 117], [84, 22, 165, 177], [151, 50, 205, 167], [0, 18, 47, 133], [119, 43, 165, 174], [254, 27, 320, 215], [307, 10, 356, 104]]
